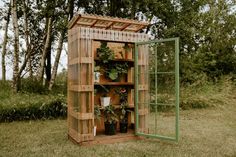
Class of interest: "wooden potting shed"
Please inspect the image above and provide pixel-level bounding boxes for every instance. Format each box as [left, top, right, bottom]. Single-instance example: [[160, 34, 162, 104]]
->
[[67, 14, 180, 145]]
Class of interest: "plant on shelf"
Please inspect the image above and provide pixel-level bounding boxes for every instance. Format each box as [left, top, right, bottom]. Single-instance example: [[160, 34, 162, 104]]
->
[[107, 63, 128, 81], [94, 105, 101, 136], [115, 87, 128, 103], [98, 85, 110, 107], [94, 63, 101, 83], [97, 42, 115, 63], [104, 105, 118, 135]]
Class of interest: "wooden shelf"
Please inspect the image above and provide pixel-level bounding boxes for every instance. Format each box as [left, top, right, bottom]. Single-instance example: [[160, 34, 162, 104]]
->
[[77, 130, 142, 146], [97, 104, 134, 109], [94, 82, 134, 86], [94, 58, 134, 63]]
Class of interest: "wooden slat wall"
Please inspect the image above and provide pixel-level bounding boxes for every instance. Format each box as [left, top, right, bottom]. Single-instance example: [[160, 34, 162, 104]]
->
[[68, 26, 148, 143], [68, 27, 94, 143], [137, 44, 149, 134]]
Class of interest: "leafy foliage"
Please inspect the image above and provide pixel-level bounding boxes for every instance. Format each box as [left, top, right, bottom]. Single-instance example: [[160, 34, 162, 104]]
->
[[107, 63, 128, 81], [104, 105, 118, 124], [97, 42, 115, 63], [0, 96, 66, 122]]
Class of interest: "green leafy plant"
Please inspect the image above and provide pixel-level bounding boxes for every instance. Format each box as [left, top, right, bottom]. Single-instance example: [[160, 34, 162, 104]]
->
[[97, 42, 115, 63], [94, 105, 101, 124], [107, 63, 128, 81], [99, 84, 109, 97], [108, 68, 119, 80], [94, 66, 100, 72], [104, 105, 118, 124], [115, 87, 128, 103], [119, 102, 130, 123]]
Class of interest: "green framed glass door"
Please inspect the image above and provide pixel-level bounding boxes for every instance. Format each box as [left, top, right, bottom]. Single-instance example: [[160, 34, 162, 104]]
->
[[134, 37, 179, 142]]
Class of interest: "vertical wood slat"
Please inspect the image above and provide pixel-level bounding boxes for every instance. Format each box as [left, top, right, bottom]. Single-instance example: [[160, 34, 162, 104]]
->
[[137, 43, 149, 134]]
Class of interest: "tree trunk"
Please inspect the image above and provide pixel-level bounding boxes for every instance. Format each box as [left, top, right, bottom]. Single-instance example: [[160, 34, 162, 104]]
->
[[1, 2, 11, 82], [38, 17, 53, 82], [45, 39, 52, 86], [22, 0, 33, 78], [49, 0, 73, 90], [11, 0, 20, 92], [49, 30, 66, 90]]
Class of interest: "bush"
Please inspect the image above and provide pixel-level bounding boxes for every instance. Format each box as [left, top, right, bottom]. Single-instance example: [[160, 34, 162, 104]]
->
[[21, 77, 48, 94], [180, 75, 235, 110], [0, 95, 67, 122]]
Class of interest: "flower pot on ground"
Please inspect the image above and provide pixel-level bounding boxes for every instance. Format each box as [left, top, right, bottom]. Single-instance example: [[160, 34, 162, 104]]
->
[[104, 105, 118, 135], [119, 102, 130, 133], [119, 121, 128, 133], [104, 121, 117, 135]]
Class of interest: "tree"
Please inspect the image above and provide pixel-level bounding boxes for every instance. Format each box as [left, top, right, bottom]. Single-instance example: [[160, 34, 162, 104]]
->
[[1, 1, 11, 82], [11, 0, 20, 92]]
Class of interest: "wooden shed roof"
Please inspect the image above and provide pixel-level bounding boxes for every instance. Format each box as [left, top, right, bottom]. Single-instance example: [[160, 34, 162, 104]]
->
[[68, 14, 149, 32]]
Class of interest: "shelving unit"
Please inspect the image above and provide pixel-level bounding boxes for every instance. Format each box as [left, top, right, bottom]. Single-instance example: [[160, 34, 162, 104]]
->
[[67, 14, 149, 145]]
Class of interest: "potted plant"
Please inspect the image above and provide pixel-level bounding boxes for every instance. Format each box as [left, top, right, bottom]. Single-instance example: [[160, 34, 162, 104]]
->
[[94, 65, 101, 83], [94, 105, 101, 136], [115, 87, 130, 133], [115, 87, 128, 103], [104, 105, 118, 135], [107, 63, 128, 82], [97, 42, 115, 63], [119, 102, 130, 133], [99, 85, 110, 107]]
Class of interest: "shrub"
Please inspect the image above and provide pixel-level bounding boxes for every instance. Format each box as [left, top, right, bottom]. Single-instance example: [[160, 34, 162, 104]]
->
[[21, 77, 48, 94], [0, 96, 67, 122]]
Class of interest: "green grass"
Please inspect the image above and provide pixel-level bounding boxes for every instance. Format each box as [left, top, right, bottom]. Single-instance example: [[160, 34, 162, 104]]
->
[[1, 101, 236, 157], [0, 77, 236, 156]]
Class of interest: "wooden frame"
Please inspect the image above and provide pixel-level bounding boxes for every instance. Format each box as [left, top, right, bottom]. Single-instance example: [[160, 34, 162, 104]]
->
[[68, 14, 149, 32]]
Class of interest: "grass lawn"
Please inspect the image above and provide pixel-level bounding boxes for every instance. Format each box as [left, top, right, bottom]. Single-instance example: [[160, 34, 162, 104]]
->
[[1, 103, 236, 157]]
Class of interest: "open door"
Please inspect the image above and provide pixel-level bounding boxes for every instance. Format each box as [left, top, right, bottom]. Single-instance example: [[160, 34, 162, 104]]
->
[[134, 38, 179, 142]]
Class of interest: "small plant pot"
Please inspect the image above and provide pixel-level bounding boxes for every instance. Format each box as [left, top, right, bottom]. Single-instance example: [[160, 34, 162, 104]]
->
[[104, 121, 117, 135], [94, 72, 101, 83], [100, 97, 111, 107], [130, 123, 135, 129], [93, 126, 97, 136], [120, 121, 128, 133]]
